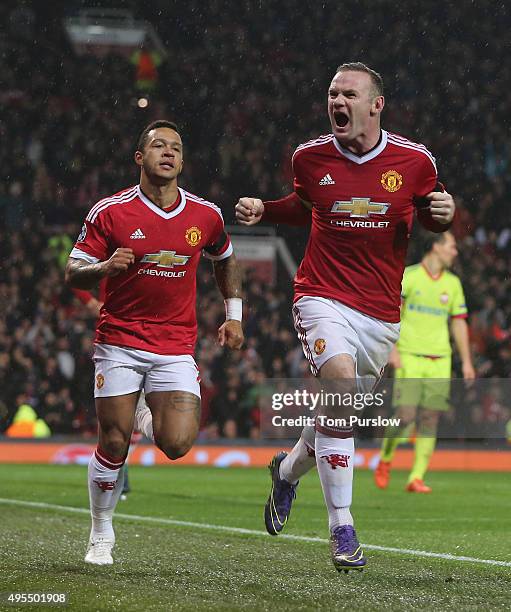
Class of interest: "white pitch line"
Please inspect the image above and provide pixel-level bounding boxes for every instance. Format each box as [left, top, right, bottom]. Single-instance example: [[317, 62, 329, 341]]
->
[[0, 497, 510, 569]]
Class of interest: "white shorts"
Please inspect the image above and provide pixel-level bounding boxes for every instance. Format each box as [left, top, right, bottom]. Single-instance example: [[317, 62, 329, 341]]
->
[[93, 344, 201, 399], [292, 296, 400, 392]]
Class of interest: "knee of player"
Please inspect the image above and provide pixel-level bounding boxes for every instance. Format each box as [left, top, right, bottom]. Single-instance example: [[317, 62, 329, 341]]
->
[[100, 435, 130, 459], [396, 408, 416, 424], [154, 435, 193, 460], [419, 411, 439, 429], [164, 443, 192, 461]]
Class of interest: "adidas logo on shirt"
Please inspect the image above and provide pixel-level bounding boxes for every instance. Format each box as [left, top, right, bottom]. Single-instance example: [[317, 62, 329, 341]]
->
[[319, 173, 335, 185], [130, 228, 146, 239]]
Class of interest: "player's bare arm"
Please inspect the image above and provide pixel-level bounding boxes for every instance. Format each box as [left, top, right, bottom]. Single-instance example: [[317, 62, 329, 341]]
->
[[235, 193, 312, 226], [65, 249, 135, 289], [388, 345, 402, 369], [212, 254, 244, 350], [85, 297, 103, 318], [451, 317, 476, 380]]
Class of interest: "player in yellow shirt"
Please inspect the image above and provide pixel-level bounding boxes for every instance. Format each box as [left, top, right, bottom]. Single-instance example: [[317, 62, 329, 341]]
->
[[375, 232, 475, 492]]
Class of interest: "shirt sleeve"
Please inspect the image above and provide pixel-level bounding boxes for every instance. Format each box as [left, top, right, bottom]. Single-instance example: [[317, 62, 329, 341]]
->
[[413, 154, 438, 199], [292, 150, 312, 203], [202, 213, 233, 261], [71, 288, 94, 305], [69, 216, 110, 263], [450, 277, 468, 318]]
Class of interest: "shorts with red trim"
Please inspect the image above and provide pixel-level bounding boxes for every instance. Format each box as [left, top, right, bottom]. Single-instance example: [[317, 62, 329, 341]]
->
[[93, 343, 201, 399], [292, 296, 399, 392]]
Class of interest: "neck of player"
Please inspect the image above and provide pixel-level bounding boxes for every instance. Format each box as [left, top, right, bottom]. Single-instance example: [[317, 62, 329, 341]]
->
[[422, 254, 444, 278], [140, 174, 179, 209], [341, 127, 381, 156]]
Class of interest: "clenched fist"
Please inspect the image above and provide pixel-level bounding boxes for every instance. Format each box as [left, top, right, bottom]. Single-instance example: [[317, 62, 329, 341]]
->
[[424, 190, 455, 224], [235, 197, 264, 226], [101, 248, 135, 277]]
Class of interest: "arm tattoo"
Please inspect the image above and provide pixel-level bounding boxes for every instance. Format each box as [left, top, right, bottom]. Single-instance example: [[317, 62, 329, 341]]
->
[[212, 254, 242, 299], [65, 257, 105, 290]]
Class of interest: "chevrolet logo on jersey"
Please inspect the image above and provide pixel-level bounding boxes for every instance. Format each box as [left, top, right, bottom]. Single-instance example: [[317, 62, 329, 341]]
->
[[331, 198, 390, 217], [141, 250, 190, 268]]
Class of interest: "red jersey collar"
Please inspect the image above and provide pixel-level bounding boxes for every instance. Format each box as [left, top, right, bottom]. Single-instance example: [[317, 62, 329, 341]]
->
[[332, 129, 388, 165], [136, 185, 187, 219]]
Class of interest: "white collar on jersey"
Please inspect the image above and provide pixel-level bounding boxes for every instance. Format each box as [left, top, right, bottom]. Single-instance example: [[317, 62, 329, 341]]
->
[[136, 185, 187, 219], [332, 129, 388, 165]]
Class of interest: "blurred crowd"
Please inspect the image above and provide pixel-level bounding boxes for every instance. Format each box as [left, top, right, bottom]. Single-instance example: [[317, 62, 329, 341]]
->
[[0, 1, 510, 438], [0, 223, 306, 437]]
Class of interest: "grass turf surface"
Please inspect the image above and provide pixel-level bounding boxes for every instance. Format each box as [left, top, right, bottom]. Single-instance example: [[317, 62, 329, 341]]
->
[[0, 464, 510, 611]]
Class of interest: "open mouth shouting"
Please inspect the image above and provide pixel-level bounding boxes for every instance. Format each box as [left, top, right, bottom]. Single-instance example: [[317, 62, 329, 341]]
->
[[334, 111, 349, 129]]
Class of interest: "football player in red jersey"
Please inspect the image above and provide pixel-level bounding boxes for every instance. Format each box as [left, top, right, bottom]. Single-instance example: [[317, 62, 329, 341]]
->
[[236, 63, 455, 572], [66, 120, 244, 565]]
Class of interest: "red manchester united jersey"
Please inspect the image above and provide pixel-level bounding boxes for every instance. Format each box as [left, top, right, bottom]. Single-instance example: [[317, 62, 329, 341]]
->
[[292, 130, 438, 323], [70, 185, 232, 354]]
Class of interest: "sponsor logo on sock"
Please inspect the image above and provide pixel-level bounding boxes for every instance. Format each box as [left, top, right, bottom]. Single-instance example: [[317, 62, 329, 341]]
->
[[321, 453, 349, 469], [130, 228, 146, 239], [319, 173, 335, 185], [94, 480, 116, 492]]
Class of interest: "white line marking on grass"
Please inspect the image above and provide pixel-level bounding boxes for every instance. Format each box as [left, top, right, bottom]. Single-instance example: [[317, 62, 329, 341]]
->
[[0, 497, 510, 569]]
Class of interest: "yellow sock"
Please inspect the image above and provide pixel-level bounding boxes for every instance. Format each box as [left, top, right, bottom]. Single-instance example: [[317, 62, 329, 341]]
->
[[408, 436, 436, 483], [380, 423, 414, 462], [396, 423, 415, 446]]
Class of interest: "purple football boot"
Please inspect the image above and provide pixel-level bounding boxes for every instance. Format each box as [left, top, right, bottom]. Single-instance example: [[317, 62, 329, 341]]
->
[[330, 525, 367, 572], [264, 452, 298, 535]]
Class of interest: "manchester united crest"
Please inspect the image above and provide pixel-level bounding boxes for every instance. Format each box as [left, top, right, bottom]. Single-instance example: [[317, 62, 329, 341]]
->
[[314, 338, 326, 355], [96, 374, 105, 389], [381, 170, 403, 192], [185, 226, 202, 247]]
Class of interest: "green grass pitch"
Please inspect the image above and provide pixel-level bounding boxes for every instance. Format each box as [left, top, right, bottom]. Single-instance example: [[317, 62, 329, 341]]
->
[[0, 464, 510, 611]]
